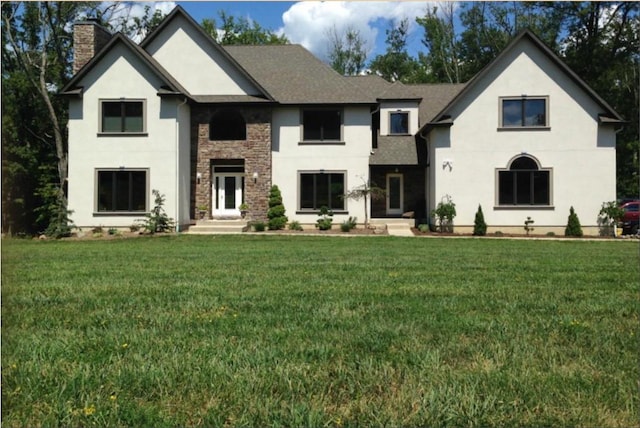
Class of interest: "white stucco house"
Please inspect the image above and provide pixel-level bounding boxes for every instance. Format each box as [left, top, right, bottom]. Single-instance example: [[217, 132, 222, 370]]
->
[[61, 6, 623, 235]]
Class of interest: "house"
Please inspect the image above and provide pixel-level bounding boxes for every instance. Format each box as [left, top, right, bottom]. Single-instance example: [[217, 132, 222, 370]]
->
[[61, 6, 623, 235]]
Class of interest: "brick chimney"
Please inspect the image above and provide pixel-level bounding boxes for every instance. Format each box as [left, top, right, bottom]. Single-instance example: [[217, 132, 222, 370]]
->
[[73, 19, 112, 74]]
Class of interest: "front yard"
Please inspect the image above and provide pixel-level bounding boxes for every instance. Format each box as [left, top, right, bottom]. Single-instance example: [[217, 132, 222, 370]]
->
[[2, 235, 638, 427]]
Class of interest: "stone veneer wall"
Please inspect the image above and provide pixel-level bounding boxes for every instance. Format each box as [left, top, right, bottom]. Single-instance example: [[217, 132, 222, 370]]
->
[[73, 21, 112, 74], [192, 106, 272, 221]]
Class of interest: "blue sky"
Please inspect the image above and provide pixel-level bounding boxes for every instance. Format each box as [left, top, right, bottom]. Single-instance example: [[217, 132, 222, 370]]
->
[[164, 1, 435, 62]]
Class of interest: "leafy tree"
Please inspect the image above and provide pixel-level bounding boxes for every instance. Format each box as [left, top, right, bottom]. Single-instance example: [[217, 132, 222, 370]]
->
[[201, 11, 288, 45], [326, 25, 368, 76], [267, 185, 288, 230], [1, 2, 95, 235], [416, 4, 462, 83], [369, 19, 423, 83], [565, 206, 583, 237]]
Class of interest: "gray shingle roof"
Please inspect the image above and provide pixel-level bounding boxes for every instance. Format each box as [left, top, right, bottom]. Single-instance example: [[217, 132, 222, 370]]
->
[[224, 45, 377, 104], [370, 135, 421, 165]]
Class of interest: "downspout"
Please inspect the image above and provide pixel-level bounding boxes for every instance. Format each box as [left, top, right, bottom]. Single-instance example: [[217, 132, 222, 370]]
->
[[419, 126, 430, 226], [175, 97, 188, 232]]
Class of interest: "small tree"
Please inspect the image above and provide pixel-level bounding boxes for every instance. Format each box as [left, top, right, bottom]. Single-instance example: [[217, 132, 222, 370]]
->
[[342, 177, 385, 228], [140, 190, 174, 234], [473, 204, 487, 236], [598, 201, 624, 236], [565, 206, 583, 237], [431, 197, 456, 232], [267, 185, 287, 230], [524, 216, 535, 236]]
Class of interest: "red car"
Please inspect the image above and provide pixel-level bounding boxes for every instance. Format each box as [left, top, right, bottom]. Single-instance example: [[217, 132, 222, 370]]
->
[[621, 200, 640, 235]]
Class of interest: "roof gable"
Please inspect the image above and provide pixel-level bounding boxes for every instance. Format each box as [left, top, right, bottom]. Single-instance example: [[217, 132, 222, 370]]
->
[[418, 29, 623, 135], [140, 6, 272, 100], [61, 32, 188, 97]]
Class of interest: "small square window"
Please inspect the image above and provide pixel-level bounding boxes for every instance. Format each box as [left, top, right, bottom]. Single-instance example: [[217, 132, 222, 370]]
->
[[101, 100, 145, 133], [390, 112, 409, 134]]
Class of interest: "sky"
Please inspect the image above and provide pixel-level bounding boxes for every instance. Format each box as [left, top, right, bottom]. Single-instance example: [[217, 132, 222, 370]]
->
[[120, 1, 438, 62]]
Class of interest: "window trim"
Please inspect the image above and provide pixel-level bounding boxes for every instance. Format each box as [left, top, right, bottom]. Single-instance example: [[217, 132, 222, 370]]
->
[[94, 168, 149, 215], [299, 108, 344, 143], [494, 155, 553, 208], [98, 99, 147, 136], [498, 96, 550, 130], [389, 111, 410, 135], [296, 170, 348, 213]]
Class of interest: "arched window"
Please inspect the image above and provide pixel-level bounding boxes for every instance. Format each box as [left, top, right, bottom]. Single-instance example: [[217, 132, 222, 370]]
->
[[209, 110, 246, 140], [498, 155, 551, 205]]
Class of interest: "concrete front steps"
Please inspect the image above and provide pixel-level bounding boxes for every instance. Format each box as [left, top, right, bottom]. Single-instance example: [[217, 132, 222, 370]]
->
[[371, 218, 415, 237], [186, 219, 249, 234]]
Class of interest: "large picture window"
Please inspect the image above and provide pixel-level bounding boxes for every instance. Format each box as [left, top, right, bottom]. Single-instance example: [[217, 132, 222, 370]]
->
[[498, 156, 550, 206], [302, 109, 342, 141], [501, 97, 547, 127], [299, 172, 345, 211], [97, 170, 147, 212], [390, 112, 409, 134], [101, 100, 144, 133]]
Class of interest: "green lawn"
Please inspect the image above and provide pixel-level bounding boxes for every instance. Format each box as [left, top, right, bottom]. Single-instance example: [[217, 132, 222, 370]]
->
[[2, 235, 638, 427]]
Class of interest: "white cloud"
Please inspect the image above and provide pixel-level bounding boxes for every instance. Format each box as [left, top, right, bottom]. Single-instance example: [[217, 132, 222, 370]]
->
[[279, 1, 432, 61]]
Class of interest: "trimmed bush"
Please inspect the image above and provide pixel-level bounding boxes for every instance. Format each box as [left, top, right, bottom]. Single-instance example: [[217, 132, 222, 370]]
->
[[288, 221, 303, 231], [253, 221, 266, 232], [565, 206, 583, 237], [267, 185, 288, 230], [473, 205, 487, 236], [316, 206, 333, 230]]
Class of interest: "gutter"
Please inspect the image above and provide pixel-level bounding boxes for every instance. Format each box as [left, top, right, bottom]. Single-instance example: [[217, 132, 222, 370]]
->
[[175, 97, 188, 232]]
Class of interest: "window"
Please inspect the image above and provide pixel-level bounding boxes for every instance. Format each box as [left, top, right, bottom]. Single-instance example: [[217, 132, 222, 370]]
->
[[97, 170, 147, 212], [498, 156, 550, 206], [302, 109, 342, 141], [210, 110, 246, 140], [390, 112, 409, 134], [101, 100, 144, 133], [299, 172, 345, 210], [501, 97, 547, 127]]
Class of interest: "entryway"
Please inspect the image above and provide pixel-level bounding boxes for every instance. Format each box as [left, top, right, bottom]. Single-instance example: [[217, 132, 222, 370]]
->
[[212, 164, 245, 218], [386, 173, 404, 215]]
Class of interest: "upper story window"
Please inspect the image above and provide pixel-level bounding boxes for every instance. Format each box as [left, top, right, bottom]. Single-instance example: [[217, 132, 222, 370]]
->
[[302, 109, 342, 142], [210, 110, 246, 140], [389, 111, 409, 134], [501, 97, 548, 128], [101, 100, 145, 133]]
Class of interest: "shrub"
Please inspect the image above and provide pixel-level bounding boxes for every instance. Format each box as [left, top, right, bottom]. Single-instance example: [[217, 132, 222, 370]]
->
[[316, 206, 333, 231], [473, 205, 487, 236], [494, 231, 504, 237], [418, 224, 429, 233], [267, 185, 288, 230], [288, 221, 303, 231], [130, 224, 140, 233], [91, 226, 103, 234], [108, 228, 118, 236], [565, 206, 583, 237], [253, 221, 266, 232], [431, 197, 456, 232], [340, 216, 357, 232], [524, 217, 535, 236], [139, 190, 174, 234]]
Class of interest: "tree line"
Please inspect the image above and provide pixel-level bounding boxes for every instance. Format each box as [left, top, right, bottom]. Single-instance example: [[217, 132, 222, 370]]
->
[[2, 2, 638, 236]]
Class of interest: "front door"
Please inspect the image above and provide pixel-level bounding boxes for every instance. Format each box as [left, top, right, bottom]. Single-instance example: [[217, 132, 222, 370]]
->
[[213, 173, 244, 217], [386, 173, 403, 215]]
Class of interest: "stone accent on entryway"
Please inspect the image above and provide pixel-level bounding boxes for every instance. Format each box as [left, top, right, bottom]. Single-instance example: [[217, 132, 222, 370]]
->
[[191, 106, 272, 222]]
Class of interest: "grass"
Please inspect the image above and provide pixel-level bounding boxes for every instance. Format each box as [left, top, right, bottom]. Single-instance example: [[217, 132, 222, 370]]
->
[[2, 235, 638, 427]]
